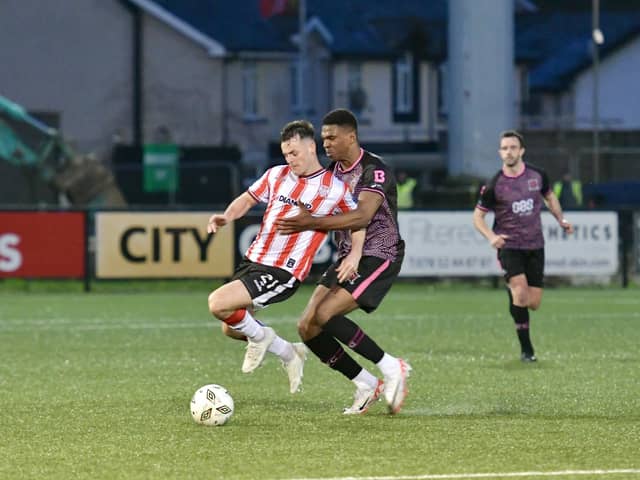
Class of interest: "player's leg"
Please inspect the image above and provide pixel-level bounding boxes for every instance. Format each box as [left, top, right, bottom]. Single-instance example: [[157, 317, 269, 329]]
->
[[501, 249, 535, 361], [507, 273, 536, 361], [299, 282, 382, 414], [520, 249, 545, 361], [208, 279, 277, 370], [525, 249, 545, 311], [221, 320, 247, 341], [527, 287, 543, 310], [316, 256, 411, 414], [208, 267, 305, 390]]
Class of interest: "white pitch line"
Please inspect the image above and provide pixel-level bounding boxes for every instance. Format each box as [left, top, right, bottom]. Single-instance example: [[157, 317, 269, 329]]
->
[[286, 469, 640, 480], [0, 310, 637, 332]]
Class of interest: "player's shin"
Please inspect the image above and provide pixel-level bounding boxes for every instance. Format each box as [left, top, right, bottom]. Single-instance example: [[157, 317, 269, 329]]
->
[[323, 315, 384, 363], [304, 331, 361, 379], [510, 303, 534, 356]]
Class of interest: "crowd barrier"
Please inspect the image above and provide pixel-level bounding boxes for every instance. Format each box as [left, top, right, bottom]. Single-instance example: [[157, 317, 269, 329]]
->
[[1, 209, 637, 290]]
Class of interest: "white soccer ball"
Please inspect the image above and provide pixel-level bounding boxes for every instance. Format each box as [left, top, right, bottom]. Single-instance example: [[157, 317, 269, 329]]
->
[[190, 384, 235, 426]]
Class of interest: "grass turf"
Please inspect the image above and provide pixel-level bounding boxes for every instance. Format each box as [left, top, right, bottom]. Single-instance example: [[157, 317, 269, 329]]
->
[[0, 284, 638, 480]]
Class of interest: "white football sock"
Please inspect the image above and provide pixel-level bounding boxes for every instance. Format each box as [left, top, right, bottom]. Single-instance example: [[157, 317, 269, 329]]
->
[[268, 336, 295, 362], [376, 353, 399, 378], [352, 368, 378, 389], [230, 310, 265, 341]]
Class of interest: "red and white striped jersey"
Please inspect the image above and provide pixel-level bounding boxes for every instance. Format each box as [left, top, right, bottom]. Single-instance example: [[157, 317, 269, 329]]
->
[[246, 165, 356, 280]]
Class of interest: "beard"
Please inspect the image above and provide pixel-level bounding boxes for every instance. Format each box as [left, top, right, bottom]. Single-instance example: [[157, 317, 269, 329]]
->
[[504, 156, 520, 167]]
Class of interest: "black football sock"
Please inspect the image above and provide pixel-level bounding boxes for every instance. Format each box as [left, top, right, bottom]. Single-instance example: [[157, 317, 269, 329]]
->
[[304, 331, 362, 380], [323, 315, 385, 364], [510, 304, 534, 355]]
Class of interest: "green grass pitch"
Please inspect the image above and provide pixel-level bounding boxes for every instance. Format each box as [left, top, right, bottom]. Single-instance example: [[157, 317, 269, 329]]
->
[[0, 284, 638, 480]]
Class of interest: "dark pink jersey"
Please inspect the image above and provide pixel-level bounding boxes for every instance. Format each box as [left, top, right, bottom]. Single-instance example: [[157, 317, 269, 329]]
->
[[330, 149, 405, 262], [476, 163, 550, 250]]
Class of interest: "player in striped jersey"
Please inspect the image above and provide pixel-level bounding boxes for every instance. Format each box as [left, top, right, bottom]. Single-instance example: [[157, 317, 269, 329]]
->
[[276, 109, 411, 415], [206, 120, 361, 394]]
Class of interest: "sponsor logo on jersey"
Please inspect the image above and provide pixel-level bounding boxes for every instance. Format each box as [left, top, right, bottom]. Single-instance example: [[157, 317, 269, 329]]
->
[[278, 195, 312, 209]]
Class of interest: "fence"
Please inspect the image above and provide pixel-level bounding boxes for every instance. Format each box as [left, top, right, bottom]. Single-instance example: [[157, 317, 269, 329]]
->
[[1, 209, 638, 290]]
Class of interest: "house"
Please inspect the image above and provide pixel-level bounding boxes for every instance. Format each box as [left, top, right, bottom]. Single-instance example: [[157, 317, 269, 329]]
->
[[1, 0, 639, 206], [517, 7, 640, 130]]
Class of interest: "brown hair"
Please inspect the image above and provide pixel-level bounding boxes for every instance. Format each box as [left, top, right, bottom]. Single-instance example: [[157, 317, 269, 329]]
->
[[500, 130, 525, 148], [280, 120, 315, 142]]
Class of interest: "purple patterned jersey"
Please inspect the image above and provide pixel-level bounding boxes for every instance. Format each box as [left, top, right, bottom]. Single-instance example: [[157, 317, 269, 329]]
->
[[476, 163, 550, 249], [331, 149, 405, 261]]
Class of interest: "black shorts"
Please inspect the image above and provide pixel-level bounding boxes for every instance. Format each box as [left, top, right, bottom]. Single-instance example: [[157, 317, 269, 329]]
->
[[232, 258, 300, 309], [318, 255, 402, 313], [498, 248, 545, 288]]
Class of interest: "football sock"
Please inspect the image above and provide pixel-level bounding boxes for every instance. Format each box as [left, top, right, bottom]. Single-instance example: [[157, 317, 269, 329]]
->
[[352, 368, 379, 390], [510, 304, 534, 355], [268, 336, 295, 363], [376, 353, 400, 378], [323, 315, 385, 364], [224, 309, 265, 341], [304, 331, 362, 380]]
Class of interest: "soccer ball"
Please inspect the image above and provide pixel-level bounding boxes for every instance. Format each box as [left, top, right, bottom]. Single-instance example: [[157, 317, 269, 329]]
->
[[190, 384, 235, 426]]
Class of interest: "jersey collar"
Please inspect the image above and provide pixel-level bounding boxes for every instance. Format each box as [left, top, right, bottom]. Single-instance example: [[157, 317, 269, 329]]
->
[[337, 148, 364, 173]]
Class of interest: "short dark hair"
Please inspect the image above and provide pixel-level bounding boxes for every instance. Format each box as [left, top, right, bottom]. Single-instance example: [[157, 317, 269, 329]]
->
[[500, 130, 525, 148], [322, 108, 358, 133], [280, 120, 315, 142]]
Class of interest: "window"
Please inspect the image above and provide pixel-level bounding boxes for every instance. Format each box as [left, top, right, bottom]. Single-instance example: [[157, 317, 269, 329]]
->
[[347, 63, 367, 114], [290, 62, 301, 112], [437, 63, 448, 118], [395, 53, 413, 113], [242, 61, 258, 118], [393, 52, 419, 122], [520, 67, 530, 105], [290, 59, 311, 114]]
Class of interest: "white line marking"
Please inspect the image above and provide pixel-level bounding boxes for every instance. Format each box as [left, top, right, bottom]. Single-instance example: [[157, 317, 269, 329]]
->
[[287, 468, 640, 480]]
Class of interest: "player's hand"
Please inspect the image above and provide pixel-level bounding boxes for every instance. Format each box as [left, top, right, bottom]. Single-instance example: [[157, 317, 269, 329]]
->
[[207, 214, 227, 234], [560, 218, 574, 235], [275, 201, 314, 234], [336, 253, 361, 283], [490, 234, 508, 249]]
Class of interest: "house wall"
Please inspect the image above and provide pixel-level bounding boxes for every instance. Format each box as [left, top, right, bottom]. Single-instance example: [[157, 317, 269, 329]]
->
[[142, 13, 225, 145], [224, 37, 333, 170], [573, 38, 640, 130], [0, 0, 132, 159], [224, 58, 292, 159], [331, 61, 435, 143]]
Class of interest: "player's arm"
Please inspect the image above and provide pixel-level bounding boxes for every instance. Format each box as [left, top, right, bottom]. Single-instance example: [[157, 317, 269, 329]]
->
[[335, 228, 365, 283], [543, 191, 574, 234], [473, 207, 507, 249], [276, 190, 382, 234], [207, 192, 258, 233]]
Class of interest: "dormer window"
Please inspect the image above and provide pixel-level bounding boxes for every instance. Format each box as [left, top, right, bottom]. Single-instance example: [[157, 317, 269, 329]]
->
[[348, 63, 367, 114], [242, 61, 259, 119], [290, 60, 311, 114], [393, 52, 419, 122]]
